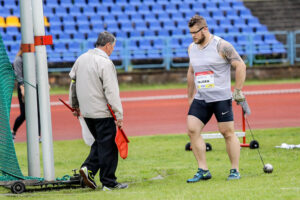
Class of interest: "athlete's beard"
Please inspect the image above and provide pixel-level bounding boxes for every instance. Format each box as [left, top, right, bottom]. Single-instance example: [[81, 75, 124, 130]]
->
[[195, 32, 206, 45]]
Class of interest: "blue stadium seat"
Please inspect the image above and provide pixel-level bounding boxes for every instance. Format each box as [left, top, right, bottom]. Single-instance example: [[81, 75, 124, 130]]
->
[[4, 1, 17, 9], [11, 7, 20, 17], [165, 3, 178, 14], [257, 44, 272, 54], [232, 1, 246, 10], [213, 27, 225, 35], [237, 35, 248, 45], [128, 39, 138, 50], [226, 10, 240, 20], [96, 5, 109, 15], [163, 21, 176, 30], [144, 30, 156, 37], [149, 21, 161, 30], [103, 15, 117, 23], [63, 24, 77, 34], [137, 4, 151, 14], [2, 35, 14, 42], [192, 3, 203, 11], [74, 0, 87, 7], [120, 22, 133, 32], [204, 2, 219, 12], [0, 7, 11, 17], [212, 11, 225, 20], [129, 31, 142, 38], [62, 16, 76, 25], [179, 3, 191, 13], [140, 39, 152, 50], [151, 4, 164, 14], [264, 34, 278, 44], [171, 13, 183, 21], [227, 26, 240, 34], [247, 17, 261, 28], [124, 5, 136, 15], [240, 9, 254, 20], [117, 14, 131, 23], [49, 25, 62, 34], [111, 5, 123, 15], [223, 35, 236, 45], [54, 42, 67, 52], [253, 34, 264, 45], [156, 0, 169, 5], [87, 0, 100, 7], [49, 16, 62, 25], [241, 26, 254, 33], [272, 42, 286, 54], [153, 38, 164, 48], [144, 13, 156, 22], [76, 15, 89, 25], [182, 37, 192, 48], [172, 29, 185, 36], [130, 13, 143, 22], [83, 6, 96, 16], [116, 31, 127, 39], [87, 32, 98, 41], [43, 7, 54, 16], [129, 0, 142, 6], [157, 29, 169, 37], [45, 0, 59, 8], [69, 6, 82, 16], [68, 41, 82, 52], [90, 15, 102, 23], [219, 2, 232, 11], [60, 0, 73, 8], [255, 25, 268, 33], [219, 18, 232, 28], [59, 33, 71, 40], [157, 13, 170, 21], [170, 38, 181, 48], [78, 24, 91, 33], [101, 0, 114, 7], [105, 22, 119, 32], [233, 19, 247, 28], [184, 11, 197, 20], [55, 7, 68, 17], [133, 21, 147, 31], [177, 20, 187, 29]]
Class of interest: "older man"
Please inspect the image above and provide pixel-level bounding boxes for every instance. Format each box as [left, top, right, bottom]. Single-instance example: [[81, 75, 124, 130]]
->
[[69, 31, 127, 190]]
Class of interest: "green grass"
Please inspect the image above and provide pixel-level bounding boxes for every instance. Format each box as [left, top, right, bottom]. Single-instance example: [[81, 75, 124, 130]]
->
[[1, 127, 300, 199]]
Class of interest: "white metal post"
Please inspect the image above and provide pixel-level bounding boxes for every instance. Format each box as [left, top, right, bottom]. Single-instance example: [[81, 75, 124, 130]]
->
[[19, 0, 40, 177], [31, 0, 55, 181]]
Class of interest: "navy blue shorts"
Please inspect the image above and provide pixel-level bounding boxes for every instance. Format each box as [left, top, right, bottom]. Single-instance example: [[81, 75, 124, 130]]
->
[[188, 99, 234, 124]]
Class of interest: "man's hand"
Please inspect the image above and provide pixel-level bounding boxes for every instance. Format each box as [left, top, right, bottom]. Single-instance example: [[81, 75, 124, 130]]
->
[[233, 88, 245, 102], [72, 107, 80, 117], [116, 119, 123, 129]]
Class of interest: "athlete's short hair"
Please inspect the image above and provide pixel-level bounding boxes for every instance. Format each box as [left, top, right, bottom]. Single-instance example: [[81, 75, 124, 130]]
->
[[95, 31, 116, 47], [188, 15, 207, 28]]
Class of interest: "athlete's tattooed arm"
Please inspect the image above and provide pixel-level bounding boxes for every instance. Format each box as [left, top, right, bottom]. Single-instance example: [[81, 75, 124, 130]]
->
[[217, 39, 246, 90]]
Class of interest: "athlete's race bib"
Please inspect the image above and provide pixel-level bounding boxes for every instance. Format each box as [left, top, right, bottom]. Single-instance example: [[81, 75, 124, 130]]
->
[[195, 71, 215, 89]]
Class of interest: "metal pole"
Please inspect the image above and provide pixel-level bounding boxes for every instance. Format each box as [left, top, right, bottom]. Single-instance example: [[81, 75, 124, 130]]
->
[[19, 0, 40, 177], [31, 0, 55, 181]]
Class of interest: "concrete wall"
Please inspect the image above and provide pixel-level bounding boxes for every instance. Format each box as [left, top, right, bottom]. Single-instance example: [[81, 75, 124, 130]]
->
[[49, 65, 300, 87]]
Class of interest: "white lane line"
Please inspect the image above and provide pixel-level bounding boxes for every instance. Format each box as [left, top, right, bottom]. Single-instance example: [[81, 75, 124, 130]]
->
[[10, 88, 300, 108]]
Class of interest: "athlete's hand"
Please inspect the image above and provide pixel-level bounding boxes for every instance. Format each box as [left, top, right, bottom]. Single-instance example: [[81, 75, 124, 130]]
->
[[72, 108, 80, 118], [20, 84, 25, 102], [233, 89, 245, 102]]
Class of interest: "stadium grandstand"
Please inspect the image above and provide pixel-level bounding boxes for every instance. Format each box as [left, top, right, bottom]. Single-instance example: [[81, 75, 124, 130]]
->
[[0, 0, 299, 71]]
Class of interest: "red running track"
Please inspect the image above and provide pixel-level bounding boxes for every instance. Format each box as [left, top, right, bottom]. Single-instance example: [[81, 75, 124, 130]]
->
[[10, 83, 300, 142]]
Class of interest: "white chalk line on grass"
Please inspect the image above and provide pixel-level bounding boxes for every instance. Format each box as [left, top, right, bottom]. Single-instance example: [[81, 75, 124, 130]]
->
[[10, 88, 300, 108]]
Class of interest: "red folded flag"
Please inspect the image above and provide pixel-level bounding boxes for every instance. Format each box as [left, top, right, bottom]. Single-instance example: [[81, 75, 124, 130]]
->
[[107, 104, 129, 159]]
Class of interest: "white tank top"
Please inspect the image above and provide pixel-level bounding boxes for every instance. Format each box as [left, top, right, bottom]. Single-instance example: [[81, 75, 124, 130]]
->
[[189, 35, 232, 103]]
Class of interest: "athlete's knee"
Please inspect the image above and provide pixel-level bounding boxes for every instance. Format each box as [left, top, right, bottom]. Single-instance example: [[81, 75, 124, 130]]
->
[[187, 126, 199, 137]]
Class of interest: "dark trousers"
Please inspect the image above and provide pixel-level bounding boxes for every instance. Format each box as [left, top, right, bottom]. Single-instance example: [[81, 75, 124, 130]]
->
[[13, 83, 41, 136], [13, 84, 25, 133], [81, 117, 118, 187]]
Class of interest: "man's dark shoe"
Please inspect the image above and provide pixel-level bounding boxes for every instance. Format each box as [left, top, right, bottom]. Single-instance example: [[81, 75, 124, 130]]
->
[[79, 166, 97, 189], [102, 183, 128, 191]]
